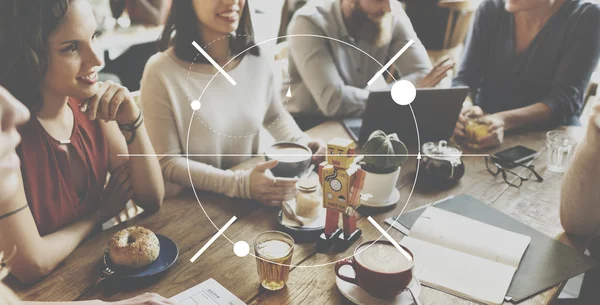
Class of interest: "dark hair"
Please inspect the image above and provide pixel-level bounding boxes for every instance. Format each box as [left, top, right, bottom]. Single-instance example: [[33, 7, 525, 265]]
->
[[158, 0, 259, 63], [0, 0, 71, 112]]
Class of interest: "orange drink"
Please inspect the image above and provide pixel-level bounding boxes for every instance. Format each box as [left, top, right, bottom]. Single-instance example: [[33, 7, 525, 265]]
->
[[465, 115, 490, 149]]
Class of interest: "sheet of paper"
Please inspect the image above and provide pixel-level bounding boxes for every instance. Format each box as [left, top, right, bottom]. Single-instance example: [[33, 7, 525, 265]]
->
[[409, 207, 531, 267], [401, 237, 515, 305], [170, 278, 246, 305]]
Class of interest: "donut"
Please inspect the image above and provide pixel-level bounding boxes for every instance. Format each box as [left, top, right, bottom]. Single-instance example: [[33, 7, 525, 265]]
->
[[108, 226, 160, 268]]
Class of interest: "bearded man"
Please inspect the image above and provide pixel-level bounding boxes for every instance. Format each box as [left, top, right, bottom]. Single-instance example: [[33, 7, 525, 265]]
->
[[285, 0, 453, 129]]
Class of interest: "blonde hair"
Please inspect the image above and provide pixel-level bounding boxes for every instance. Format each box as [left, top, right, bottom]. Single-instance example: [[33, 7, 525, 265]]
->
[[0, 251, 20, 305]]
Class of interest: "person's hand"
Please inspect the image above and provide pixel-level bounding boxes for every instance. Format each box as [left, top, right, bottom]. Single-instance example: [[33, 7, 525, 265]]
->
[[453, 105, 483, 139], [416, 57, 455, 88], [112, 293, 176, 305], [79, 81, 139, 124], [249, 160, 299, 207], [307, 139, 326, 164], [96, 164, 134, 223], [473, 115, 505, 149]]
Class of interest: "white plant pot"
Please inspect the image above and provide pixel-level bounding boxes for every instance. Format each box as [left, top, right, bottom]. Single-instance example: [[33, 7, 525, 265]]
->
[[361, 167, 401, 205]]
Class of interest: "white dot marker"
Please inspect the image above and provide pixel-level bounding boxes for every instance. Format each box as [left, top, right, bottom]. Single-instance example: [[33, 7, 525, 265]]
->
[[233, 241, 250, 257], [391, 80, 417, 106], [191, 100, 201, 111]]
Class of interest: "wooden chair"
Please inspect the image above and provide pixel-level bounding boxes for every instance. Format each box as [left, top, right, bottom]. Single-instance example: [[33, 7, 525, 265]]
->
[[437, 0, 480, 50], [277, 0, 290, 43], [427, 0, 481, 82], [587, 69, 599, 101], [580, 94, 599, 129], [274, 41, 291, 84]]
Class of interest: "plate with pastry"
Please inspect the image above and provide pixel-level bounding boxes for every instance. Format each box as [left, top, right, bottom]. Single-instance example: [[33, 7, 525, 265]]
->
[[103, 226, 178, 278]]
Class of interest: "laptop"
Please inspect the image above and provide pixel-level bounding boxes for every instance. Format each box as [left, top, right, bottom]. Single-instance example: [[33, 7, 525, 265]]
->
[[342, 87, 469, 151]]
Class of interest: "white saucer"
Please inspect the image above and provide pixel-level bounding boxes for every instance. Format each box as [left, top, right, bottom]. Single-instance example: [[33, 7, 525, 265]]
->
[[336, 265, 422, 305], [360, 188, 401, 208]]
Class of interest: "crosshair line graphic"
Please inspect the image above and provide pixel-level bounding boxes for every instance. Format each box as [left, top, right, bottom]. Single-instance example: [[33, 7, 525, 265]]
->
[[367, 39, 414, 86], [190, 216, 237, 263], [367, 216, 413, 261], [191, 41, 237, 86], [119, 153, 490, 157], [182, 33, 432, 268]]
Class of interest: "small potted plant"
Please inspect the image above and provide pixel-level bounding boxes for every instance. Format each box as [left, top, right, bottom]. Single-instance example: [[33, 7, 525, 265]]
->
[[359, 130, 408, 206]]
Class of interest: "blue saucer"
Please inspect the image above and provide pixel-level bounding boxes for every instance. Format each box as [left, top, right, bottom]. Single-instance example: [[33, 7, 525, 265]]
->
[[103, 234, 178, 278]]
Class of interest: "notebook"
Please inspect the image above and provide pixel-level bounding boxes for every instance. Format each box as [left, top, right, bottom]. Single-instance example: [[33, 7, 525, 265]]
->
[[399, 207, 530, 305], [386, 194, 598, 302]]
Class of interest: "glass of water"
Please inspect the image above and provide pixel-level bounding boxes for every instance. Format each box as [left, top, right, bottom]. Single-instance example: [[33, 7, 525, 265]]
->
[[546, 130, 576, 173]]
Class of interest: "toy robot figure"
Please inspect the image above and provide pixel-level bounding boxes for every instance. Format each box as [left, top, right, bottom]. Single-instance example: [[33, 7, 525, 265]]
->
[[317, 138, 366, 252]]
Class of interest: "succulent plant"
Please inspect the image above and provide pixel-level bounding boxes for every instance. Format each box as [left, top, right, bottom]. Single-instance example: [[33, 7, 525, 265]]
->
[[360, 130, 408, 174]]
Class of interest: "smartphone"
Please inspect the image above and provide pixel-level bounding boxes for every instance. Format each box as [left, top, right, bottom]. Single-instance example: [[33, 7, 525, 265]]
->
[[491, 145, 538, 166]]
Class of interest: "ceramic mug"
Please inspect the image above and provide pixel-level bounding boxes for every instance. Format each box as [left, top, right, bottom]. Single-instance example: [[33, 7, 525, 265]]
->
[[265, 142, 312, 178], [360, 167, 401, 205], [335, 240, 414, 300]]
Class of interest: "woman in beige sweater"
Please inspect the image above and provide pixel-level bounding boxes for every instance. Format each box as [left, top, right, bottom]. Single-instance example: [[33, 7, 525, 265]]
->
[[140, 0, 325, 206]]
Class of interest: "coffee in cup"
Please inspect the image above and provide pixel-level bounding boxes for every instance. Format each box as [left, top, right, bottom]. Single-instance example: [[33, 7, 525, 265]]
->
[[335, 240, 414, 299], [265, 142, 312, 178]]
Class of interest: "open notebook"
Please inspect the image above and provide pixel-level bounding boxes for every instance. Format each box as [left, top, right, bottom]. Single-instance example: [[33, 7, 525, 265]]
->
[[399, 207, 531, 305]]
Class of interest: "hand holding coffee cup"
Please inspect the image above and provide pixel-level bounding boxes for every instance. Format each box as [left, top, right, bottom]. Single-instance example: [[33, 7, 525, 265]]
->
[[335, 241, 415, 300], [307, 139, 327, 164], [249, 160, 299, 207]]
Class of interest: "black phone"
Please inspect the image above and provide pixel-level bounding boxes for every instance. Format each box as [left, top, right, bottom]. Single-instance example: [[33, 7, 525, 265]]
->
[[491, 145, 538, 167]]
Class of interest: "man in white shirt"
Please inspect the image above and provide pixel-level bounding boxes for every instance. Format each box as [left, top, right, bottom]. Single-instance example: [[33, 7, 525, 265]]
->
[[286, 0, 453, 128]]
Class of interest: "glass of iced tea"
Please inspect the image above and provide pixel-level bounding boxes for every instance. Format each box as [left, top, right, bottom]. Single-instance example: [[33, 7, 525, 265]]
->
[[254, 231, 294, 291], [465, 114, 490, 149]]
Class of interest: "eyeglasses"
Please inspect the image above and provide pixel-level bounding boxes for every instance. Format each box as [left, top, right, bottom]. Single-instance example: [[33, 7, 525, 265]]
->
[[485, 157, 544, 188]]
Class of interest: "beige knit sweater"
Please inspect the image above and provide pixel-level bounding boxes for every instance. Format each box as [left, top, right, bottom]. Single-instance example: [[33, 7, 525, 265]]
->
[[139, 47, 309, 199]]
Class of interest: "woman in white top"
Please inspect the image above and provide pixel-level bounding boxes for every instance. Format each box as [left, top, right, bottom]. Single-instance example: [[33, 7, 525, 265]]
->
[[140, 0, 325, 206]]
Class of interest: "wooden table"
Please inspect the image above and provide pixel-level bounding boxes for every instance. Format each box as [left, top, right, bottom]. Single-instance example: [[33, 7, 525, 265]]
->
[[10, 122, 588, 305]]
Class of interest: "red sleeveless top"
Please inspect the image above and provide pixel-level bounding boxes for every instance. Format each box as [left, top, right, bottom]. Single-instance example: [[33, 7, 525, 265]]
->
[[17, 99, 108, 236]]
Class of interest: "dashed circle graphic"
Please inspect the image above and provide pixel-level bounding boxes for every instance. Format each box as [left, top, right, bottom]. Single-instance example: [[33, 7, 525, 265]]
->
[[186, 34, 423, 268], [185, 34, 291, 139]]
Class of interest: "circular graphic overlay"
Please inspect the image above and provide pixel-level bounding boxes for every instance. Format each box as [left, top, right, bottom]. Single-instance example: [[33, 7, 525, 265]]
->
[[190, 100, 201, 111], [187, 34, 423, 268], [233, 241, 250, 257], [185, 35, 291, 139], [391, 80, 417, 106]]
